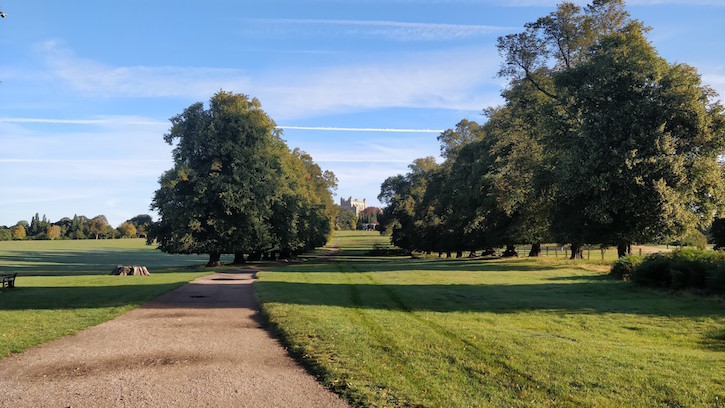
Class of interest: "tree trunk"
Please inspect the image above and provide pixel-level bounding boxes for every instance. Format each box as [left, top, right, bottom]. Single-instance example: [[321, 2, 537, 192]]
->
[[468, 251, 477, 258], [529, 242, 542, 257], [248, 252, 262, 262], [570, 243, 584, 260], [206, 252, 222, 267], [438, 251, 443, 258], [617, 243, 632, 258], [279, 250, 291, 259], [481, 247, 496, 256], [456, 250, 463, 258], [232, 251, 246, 265], [446, 251, 452, 258], [502, 244, 519, 258]]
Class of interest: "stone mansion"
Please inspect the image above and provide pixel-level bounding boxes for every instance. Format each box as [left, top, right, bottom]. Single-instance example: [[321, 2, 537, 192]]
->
[[340, 196, 366, 216]]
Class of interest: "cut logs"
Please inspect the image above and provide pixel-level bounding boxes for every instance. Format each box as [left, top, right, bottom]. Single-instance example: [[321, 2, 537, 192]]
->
[[111, 265, 150, 276]]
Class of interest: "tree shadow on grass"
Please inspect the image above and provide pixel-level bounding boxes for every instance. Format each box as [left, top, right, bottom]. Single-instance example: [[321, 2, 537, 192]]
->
[[0, 250, 233, 276], [276, 258, 573, 274], [702, 328, 725, 352], [255, 279, 724, 318]]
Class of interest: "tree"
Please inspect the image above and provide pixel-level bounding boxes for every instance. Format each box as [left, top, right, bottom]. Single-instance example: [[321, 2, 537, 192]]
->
[[336, 207, 357, 230], [118, 222, 137, 238], [379, 157, 439, 253], [437, 119, 482, 160], [88, 215, 109, 240], [149, 91, 335, 266], [128, 214, 153, 237], [498, 0, 725, 258], [0, 227, 11, 241], [11, 224, 26, 240], [46, 225, 61, 240], [712, 218, 725, 250]]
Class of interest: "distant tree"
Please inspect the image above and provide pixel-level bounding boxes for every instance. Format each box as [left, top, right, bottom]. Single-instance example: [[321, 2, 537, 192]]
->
[[336, 206, 357, 231], [118, 222, 137, 238], [88, 215, 109, 239], [0, 227, 11, 241], [54, 217, 73, 238], [69, 215, 88, 239], [712, 218, 725, 250], [46, 225, 61, 240], [128, 214, 153, 237], [11, 224, 26, 240], [357, 207, 382, 228]]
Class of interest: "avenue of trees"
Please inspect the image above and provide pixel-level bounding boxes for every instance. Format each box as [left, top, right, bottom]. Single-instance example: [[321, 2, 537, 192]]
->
[[148, 91, 337, 266], [0, 213, 153, 241], [379, 0, 725, 259]]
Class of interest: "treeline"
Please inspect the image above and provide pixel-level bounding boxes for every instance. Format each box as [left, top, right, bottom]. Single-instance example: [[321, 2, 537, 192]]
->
[[0, 214, 153, 241], [378, 1, 725, 259], [148, 91, 337, 266], [335, 206, 382, 231]]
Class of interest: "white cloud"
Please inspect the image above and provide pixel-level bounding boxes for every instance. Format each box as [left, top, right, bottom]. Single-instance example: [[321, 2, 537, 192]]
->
[[38, 41, 251, 99], [249, 18, 512, 41], [279, 126, 444, 133], [38, 42, 502, 120]]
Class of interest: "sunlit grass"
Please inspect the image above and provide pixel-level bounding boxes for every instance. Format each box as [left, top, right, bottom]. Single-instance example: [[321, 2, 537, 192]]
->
[[256, 232, 725, 407], [0, 239, 214, 357]]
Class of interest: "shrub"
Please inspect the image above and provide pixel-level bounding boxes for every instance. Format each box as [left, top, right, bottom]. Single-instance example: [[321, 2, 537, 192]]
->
[[627, 249, 725, 295], [609, 255, 642, 280]]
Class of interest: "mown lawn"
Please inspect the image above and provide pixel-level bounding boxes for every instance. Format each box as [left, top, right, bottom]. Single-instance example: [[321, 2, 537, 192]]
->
[[256, 231, 725, 407], [0, 239, 218, 357]]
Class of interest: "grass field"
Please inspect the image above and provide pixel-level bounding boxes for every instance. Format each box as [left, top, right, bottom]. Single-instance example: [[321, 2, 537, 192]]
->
[[0, 239, 220, 357], [256, 231, 725, 407]]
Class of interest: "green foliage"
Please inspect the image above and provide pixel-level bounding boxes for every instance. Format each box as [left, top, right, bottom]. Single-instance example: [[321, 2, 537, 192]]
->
[[149, 91, 335, 264], [711, 218, 725, 250], [10, 224, 25, 240], [628, 249, 725, 294], [379, 0, 725, 257], [117, 221, 137, 238], [0, 228, 11, 241], [609, 254, 642, 280], [335, 206, 357, 230]]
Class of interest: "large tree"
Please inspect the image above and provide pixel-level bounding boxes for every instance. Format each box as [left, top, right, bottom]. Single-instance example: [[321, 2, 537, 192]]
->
[[498, 0, 725, 258], [149, 91, 335, 266]]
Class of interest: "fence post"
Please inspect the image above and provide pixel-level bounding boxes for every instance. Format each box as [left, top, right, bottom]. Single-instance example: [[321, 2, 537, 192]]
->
[[639, 248, 642, 257], [601, 248, 605, 261], [587, 248, 590, 260], [555, 248, 558, 258]]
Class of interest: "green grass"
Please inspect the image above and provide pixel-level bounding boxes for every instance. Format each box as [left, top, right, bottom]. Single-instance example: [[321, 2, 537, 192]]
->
[[0, 239, 219, 357], [256, 232, 725, 407], [0, 238, 232, 275]]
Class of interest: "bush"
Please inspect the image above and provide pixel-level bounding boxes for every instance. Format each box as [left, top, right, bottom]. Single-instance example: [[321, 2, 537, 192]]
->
[[609, 255, 642, 280], [626, 249, 725, 295]]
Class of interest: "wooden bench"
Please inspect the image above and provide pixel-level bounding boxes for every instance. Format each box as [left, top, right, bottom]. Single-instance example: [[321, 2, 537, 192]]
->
[[1, 273, 17, 288]]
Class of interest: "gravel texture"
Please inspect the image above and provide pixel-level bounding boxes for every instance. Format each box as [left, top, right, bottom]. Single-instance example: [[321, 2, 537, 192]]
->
[[0, 271, 349, 408]]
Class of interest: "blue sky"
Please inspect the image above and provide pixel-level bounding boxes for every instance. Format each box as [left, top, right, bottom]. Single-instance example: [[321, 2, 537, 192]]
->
[[1, 0, 724, 227]]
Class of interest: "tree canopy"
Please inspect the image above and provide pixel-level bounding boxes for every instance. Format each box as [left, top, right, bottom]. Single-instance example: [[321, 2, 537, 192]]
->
[[378, 0, 725, 259], [148, 91, 336, 265]]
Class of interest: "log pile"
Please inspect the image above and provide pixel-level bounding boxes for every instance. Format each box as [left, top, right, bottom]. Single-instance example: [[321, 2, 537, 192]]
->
[[111, 265, 150, 276]]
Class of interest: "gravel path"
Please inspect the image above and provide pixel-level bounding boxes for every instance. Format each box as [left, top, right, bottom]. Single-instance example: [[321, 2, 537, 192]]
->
[[0, 272, 349, 408]]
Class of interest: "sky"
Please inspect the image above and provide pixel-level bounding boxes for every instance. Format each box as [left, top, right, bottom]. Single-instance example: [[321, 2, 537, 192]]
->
[[0, 0, 724, 227]]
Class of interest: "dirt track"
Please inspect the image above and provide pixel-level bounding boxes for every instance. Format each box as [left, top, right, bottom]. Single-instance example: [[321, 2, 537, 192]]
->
[[0, 272, 349, 407]]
